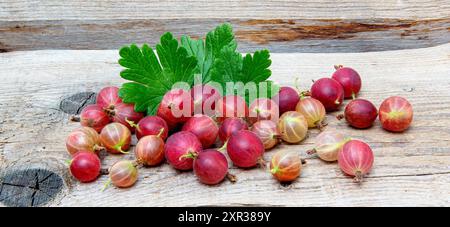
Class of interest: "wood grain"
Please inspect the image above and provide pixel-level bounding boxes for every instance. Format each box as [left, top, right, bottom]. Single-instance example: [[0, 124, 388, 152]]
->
[[0, 0, 449, 52], [1, 18, 449, 53], [1, 0, 449, 20], [1, 44, 450, 206]]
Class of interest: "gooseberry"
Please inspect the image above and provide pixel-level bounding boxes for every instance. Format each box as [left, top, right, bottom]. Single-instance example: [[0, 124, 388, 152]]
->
[[379, 96, 413, 132], [99, 123, 131, 154], [157, 88, 193, 125], [277, 111, 308, 144], [182, 114, 219, 148], [96, 86, 122, 109], [275, 86, 300, 114], [270, 150, 302, 182], [80, 104, 110, 132], [215, 95, 248, 122], [251, 120, 279, 150], [190, 84, 221, 116], [66, 127, 104, 156], [295, 97, 326, 129], [310, 78, 344, 112], [164, 131, 203, 170], [193, 149, 229, 185], [227, 130, 265, 168], [248, 98, 279, 125], [340, 99, 377, 129], [218, 117, 249, 143], [331, 65, 362, 99], [107, 103, 144, 132], [108, 160, 138, 188], [128, 116, 169, 140], [69, 151, 101, 183], [135, 131, 165, 166], [307, 130, 350, 162], [338, 140, 374, 183]]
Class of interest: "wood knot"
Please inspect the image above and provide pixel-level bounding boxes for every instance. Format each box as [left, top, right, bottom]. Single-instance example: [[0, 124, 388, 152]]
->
[[0, 168, 64, 207], [59, 92, 96, 114]]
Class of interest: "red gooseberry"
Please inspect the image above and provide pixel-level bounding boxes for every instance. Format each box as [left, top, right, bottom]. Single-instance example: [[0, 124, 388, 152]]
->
[[193, 149, 229, 185], [270, 150, 303, 182], [251, 120, 279, 150], [108, 160, 138, 188], [341, 99, 378, 129], [96, 86, 122, 109], [157, 88, 193, 125], [307, 130, 350, 162], [128, 116, 169, 140], [379, 96, 413, 132], [164, 131, 203, 170], [182, 114, 219, 148], [248, 98, 279, 125], [66, 127, 104, 156], [69, 151, 101, 183], [295, 97, 326, 129], [106, 103, 144, 132], [218, 117, 249, 143], [190, 84, 221, 116], [215, 95, 248, 122], [135, 130, 165, 166], [99, 123, 131, 154], [227, 130, 265, 168], [338, 140, 374, 183], [331, 65, 362, 99], [310, 78, 344, 112], [80, 104, 110, 132], [275, 86, 300, 114]]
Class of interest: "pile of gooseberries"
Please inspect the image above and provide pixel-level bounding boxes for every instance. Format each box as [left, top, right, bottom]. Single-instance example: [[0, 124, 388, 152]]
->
[[66, 66, 413, 189]]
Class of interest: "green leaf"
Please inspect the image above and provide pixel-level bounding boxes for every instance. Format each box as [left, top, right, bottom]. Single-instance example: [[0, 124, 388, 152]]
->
[[210, 48, 274, 102], [118, 33, 197, 115], [181, 36, 206, 76], [181, 23, 236, 83], [241, 50, 272, 83], [210, 46, 243, 84], [205, 23, 237, 59]]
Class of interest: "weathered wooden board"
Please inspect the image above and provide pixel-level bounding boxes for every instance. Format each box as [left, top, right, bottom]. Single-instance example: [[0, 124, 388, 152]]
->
[[1, 44, 449, 206], [1, 0, 449, 52], [2, 0, 449, 20]]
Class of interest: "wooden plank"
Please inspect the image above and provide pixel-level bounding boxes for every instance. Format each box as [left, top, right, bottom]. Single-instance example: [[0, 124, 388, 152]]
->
[[1, 18, 449, 53], [1, 44, 450, 206], [1, 0, 449, 52], [1, 0, 449, 20]]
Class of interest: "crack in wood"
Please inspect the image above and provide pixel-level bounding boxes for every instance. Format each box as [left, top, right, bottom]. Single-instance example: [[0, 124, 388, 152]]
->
[[0, 168, 64, 207], [0, 18, 449, 53], [59, 92, 96, 114], [367, 171, 450, 179]]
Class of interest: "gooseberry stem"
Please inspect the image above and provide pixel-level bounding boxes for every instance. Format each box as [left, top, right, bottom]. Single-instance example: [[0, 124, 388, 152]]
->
[[93, 144, 106, 152], [218, 141, 228, 153], [125, 118, 139, 130], [258, 157, 267, 169], [101, 179, 112, 192], [270, 165, 279, 174], [354, 171, 363, 183], [114, 145, 129, 154], [306, 149, 316, 155], [156, 128, 165, 138], [179, 151, 198, 161], [100, 168, 109, 175], [334, 65, 343, 70], [70, 115, 80, 122], [226, 173, 237, 183]]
